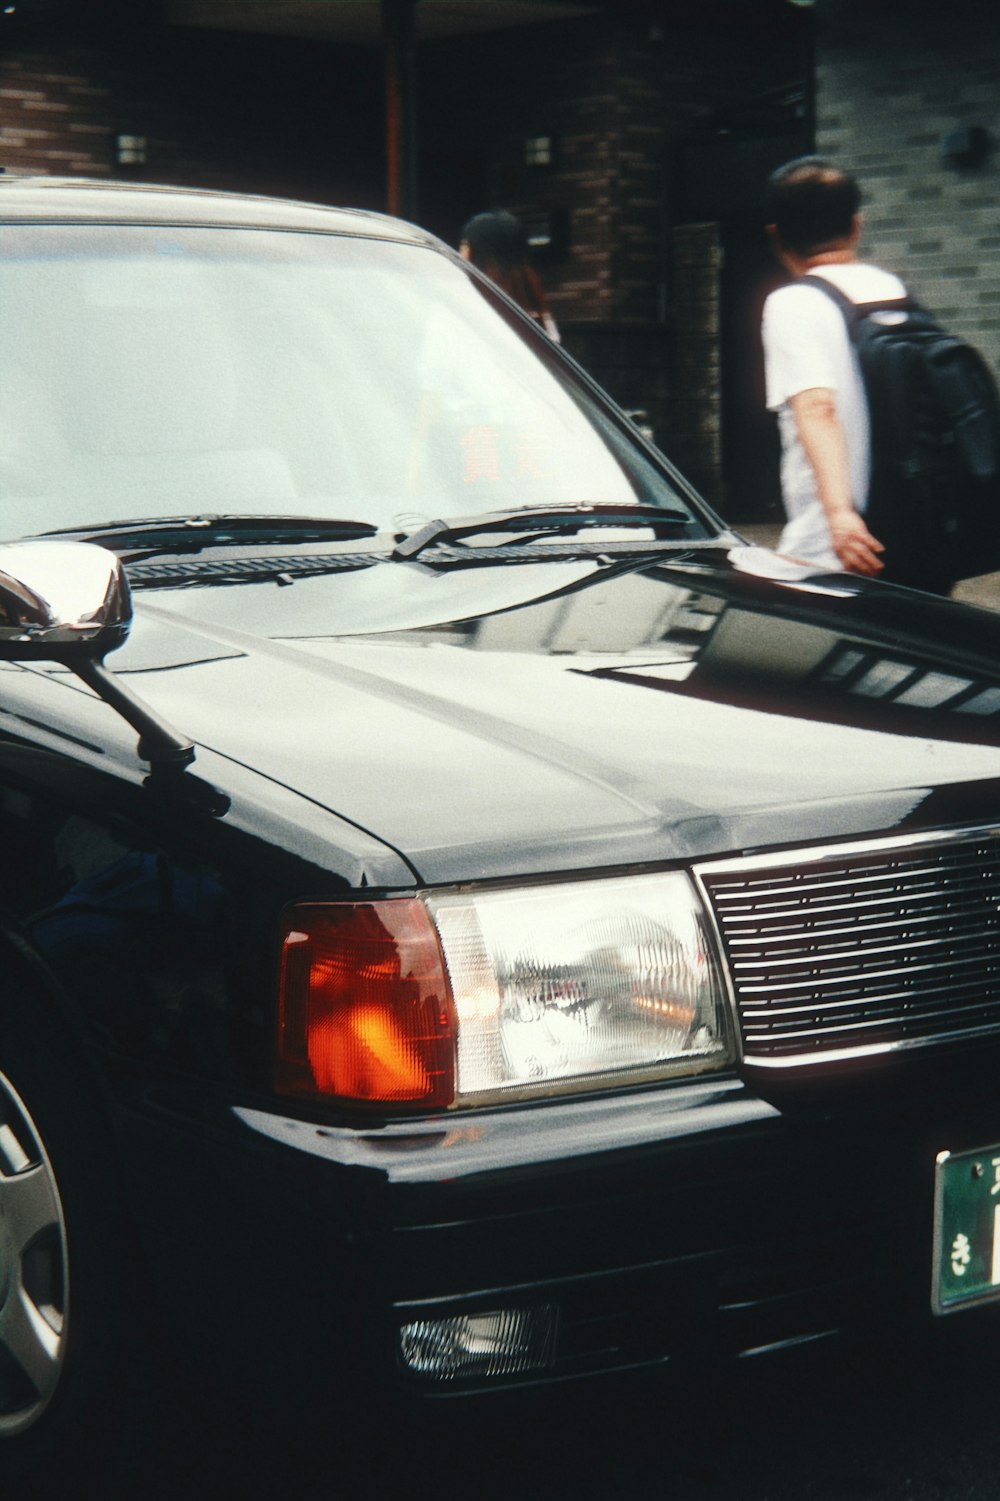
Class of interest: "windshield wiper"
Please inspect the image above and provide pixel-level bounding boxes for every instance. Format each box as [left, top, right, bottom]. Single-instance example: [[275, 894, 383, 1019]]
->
[[392, 504, 704, 561], [37, 514, 379, 559]]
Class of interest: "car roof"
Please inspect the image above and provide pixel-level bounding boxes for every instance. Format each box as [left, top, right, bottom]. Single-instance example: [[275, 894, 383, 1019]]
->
[[0, 175, 441, 247]]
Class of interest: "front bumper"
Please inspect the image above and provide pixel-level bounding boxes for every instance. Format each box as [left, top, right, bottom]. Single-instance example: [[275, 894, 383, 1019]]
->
[[111, 1059, 1000, 1404]]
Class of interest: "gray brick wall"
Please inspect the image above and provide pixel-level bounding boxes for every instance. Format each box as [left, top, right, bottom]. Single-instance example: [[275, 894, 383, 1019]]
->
[[817, 0, 1000, 375]]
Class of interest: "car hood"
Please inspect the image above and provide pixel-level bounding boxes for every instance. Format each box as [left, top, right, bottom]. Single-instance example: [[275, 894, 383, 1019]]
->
[[104, 547, 1000, 884]]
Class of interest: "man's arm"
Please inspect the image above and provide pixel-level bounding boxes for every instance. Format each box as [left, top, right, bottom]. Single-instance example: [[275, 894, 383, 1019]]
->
[[789, 387, 885, 576]]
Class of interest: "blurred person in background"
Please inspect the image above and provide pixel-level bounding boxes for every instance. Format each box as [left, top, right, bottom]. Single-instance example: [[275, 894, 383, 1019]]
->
[[460, 210, 560, 343]]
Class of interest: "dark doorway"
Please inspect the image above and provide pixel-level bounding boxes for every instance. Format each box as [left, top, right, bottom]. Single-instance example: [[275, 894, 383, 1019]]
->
[[721, 212, 788, 526], [677, 127, 808, 526]]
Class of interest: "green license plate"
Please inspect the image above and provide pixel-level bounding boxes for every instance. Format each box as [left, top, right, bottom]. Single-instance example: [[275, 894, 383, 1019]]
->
[[933, 1145, 1000, 1314]]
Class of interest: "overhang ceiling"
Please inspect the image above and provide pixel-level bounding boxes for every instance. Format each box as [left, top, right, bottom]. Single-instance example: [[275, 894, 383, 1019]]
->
[[167, 0, 601, 46]]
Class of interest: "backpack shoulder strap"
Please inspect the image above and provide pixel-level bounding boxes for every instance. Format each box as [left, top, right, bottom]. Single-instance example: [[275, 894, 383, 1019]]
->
[[802, 271, 855, 316], [802, 272, 918, 334]]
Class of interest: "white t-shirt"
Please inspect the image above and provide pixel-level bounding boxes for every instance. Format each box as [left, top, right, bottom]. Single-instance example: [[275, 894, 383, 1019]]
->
[[762, 262, 907, 570]]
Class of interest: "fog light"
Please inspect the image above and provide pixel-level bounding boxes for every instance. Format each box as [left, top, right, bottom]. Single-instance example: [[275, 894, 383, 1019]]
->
[[399, 1305, 558, 1381]]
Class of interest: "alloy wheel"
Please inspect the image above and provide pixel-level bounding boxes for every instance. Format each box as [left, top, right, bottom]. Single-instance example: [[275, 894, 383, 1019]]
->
[[0, 1067, 68, 1437]]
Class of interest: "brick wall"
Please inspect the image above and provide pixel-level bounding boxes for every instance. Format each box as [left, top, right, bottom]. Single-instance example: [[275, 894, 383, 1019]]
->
[[0, 44, 114, 176], [422, 18, 629, 324], [817, 0, 1000, 376], [666, 223, 722, 497], [1, 21, 385, 207]]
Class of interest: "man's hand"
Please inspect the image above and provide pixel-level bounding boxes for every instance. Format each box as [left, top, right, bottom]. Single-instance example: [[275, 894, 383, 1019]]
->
[[828, 509, 885, 576]]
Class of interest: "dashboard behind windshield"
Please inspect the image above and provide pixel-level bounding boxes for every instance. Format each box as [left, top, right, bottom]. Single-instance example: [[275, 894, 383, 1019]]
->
[[0, 225, 708, 541]]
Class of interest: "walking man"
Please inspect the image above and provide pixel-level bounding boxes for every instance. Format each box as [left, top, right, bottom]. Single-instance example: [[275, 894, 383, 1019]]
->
[[761, 156, 905, 577]]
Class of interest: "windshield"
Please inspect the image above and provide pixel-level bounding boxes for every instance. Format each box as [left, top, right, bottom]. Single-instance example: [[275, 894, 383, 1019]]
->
[[0, 224, 709, 542]]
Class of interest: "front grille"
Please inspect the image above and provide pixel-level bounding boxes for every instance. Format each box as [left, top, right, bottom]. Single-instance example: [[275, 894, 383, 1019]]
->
[[698, 827, 1000, 1065]]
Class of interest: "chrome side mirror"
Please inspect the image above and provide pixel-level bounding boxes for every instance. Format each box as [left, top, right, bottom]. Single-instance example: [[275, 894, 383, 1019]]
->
[[0, 540, 131, 658], [0, 539, 195, 771]]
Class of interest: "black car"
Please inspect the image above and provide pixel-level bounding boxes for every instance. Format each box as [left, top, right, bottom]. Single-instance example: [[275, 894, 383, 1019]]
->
[[2, 176, 1000, 1487]]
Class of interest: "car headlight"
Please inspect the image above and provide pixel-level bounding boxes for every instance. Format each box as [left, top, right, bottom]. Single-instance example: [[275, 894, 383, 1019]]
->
[[276, 872, 732, 1109]]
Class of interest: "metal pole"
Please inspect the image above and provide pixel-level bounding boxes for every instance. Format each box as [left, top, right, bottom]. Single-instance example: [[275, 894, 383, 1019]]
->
[[381, 0, 418, 221]]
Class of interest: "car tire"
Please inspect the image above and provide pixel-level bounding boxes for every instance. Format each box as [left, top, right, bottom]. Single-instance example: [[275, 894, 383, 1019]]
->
[[0, 970, 164, 1495]]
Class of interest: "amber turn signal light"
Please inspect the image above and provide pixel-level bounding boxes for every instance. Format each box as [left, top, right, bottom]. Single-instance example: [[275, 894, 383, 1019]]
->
[[276, 900, 456, 1108]]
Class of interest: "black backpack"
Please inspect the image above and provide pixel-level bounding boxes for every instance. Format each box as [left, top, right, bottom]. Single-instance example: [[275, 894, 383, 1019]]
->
[[806, 273, 1000, 592]]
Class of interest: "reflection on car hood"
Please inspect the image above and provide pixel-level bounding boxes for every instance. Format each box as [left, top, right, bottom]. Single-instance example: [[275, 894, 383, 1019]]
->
[[104, 553, 1000, 883]]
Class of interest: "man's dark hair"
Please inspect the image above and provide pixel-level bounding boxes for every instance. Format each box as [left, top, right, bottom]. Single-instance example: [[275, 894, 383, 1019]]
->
[[763, 157, 862, 257]]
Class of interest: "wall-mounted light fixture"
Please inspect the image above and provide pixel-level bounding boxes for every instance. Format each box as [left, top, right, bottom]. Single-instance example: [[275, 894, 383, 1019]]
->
[[942, 125, 991, 168], [115, 134, 147, 167], [521, 206, 569, 261], [524, 136, 554, 168]]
